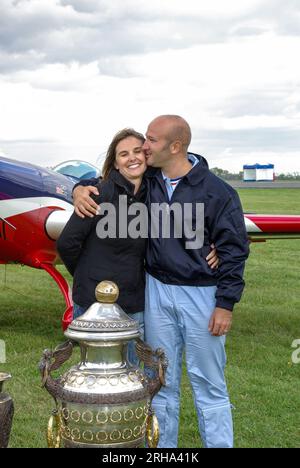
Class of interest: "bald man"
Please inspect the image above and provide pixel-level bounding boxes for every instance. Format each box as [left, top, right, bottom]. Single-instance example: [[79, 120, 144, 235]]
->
[[72, 116, 249, 448]]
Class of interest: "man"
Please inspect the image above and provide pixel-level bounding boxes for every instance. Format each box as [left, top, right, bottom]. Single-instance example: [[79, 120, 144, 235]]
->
[[72, 116, 249, 448]]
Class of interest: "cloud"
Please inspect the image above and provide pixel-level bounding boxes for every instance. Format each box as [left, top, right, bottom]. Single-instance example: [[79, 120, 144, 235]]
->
[[0, 137, 57, 144], [7, 62, 101, 91], [192, 127, 300, 154], [257, 0, 300, 36], [1, 0, 298, 77], [191, 125, 300, 173], [1, 1, 300, 173], [215, 89, 300, 119], [0, 139, 103, 167], [60, 0, 102, 14]]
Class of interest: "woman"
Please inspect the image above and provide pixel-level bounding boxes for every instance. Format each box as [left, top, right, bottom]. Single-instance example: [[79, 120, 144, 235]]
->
[[57, 128, 218, 363], [57, 128, 147, 347]]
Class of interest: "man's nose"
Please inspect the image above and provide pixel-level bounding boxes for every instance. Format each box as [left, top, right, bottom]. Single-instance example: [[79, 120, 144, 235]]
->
[[142, 140, 149, 150]]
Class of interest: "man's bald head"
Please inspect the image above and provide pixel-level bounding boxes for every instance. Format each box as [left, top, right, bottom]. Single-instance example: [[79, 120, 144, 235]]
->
[[150, 115, 192, 151]]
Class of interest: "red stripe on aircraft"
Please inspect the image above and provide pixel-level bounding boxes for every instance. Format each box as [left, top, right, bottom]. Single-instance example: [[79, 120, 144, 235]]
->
[[246, 215, 300, 233]]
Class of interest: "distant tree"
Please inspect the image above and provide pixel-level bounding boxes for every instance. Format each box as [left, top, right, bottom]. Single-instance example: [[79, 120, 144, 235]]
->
[[210, 167, 243, 180], [276, 172, 300, 180], [211, 168, 300, 181]]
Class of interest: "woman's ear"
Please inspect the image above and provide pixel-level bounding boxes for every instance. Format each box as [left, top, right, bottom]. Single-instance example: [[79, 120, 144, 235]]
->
[[114, 161, 119, 170]]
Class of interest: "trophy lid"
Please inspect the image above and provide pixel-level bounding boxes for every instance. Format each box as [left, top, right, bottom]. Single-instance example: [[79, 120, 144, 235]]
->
[[0, 372, 11, 383], [64, 281, 140, 343], [0, 372, 11, 393]]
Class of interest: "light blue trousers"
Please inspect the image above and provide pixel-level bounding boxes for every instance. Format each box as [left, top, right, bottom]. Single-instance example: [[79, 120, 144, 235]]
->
[[144, 274, 233, 448], [72, 303, 144, 367]]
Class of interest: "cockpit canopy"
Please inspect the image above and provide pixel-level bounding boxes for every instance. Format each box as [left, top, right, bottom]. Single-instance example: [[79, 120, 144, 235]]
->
[[52, 160, 101, 181]]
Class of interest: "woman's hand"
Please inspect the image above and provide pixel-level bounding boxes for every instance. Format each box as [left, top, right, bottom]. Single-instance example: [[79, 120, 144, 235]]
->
[[206, 243, 219, 269]]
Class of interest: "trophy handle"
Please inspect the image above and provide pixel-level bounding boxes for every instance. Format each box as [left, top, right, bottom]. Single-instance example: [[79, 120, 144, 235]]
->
[[47, 410, 62, 449], [39, 341, 74, 448], [0, 382, 14, 449], [135, 338, 168, 398], [146, 409, 160, 448], [39, 341, 73, 400]]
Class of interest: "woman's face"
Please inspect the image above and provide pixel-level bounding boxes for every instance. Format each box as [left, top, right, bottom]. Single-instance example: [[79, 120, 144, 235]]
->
[[114, 136, 147, 181]]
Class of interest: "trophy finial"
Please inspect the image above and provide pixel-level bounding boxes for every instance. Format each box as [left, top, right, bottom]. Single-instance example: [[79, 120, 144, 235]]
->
[[95, 281, 119, 303]]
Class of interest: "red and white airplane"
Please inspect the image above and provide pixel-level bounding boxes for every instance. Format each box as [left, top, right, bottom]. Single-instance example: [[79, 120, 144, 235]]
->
[[1, 155, 300, 329], [0, 156, 100, 329]]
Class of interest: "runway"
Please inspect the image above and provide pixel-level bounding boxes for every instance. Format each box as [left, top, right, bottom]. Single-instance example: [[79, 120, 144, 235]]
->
[[228, 181, 300, 189]]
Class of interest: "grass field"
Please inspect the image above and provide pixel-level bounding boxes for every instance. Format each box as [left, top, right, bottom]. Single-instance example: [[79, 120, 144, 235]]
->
[[1, 189, 300, 448]]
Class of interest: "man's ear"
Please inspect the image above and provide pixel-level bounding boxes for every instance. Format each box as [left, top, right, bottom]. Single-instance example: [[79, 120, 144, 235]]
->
[[170, 140, 181, 154]]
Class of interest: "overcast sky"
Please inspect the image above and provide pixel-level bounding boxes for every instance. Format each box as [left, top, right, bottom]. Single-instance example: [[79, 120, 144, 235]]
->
[[1, 0, 300, 173]]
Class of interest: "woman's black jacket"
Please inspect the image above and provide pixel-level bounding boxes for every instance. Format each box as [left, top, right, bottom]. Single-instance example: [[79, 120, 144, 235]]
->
[[57, 169, 147, 314]]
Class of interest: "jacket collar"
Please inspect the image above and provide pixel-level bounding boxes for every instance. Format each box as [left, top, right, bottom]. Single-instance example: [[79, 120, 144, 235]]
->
[[144, 153, 209, 186], [108, 169, 146, 199], [109, 168, 135, 193]]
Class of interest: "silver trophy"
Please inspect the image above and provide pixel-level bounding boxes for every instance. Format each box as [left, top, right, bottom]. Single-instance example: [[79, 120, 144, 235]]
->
[[0, 372, 14, 448], [40, 281, 167, 448]]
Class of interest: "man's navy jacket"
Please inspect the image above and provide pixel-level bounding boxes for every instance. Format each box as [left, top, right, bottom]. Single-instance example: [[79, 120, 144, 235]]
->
[[73, 153, 250, 312]]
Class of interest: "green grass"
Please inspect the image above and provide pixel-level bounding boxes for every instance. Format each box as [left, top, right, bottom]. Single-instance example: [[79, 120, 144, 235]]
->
[[1, 189, 300, 448], [238, 188, 300, 214]]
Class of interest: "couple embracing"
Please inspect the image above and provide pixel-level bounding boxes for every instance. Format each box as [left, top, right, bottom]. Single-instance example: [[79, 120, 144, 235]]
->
[[58, 115, 249, 448]]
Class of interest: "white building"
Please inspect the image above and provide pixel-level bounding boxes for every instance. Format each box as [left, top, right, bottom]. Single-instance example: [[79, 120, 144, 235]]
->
[[243, 164, 274, 182]]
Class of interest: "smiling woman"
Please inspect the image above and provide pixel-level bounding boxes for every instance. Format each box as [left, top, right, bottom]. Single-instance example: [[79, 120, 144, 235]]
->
[[102, 129, 146, 187], [57, 128, 148, 363], [114, 137, 147, 185]]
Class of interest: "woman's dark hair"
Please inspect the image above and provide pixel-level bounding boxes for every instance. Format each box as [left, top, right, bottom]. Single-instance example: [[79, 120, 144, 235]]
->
[[102, 128, 145, 180]]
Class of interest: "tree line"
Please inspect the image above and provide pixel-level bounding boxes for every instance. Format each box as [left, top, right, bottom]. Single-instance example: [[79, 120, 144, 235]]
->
[[211, 168, 300, 181]]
